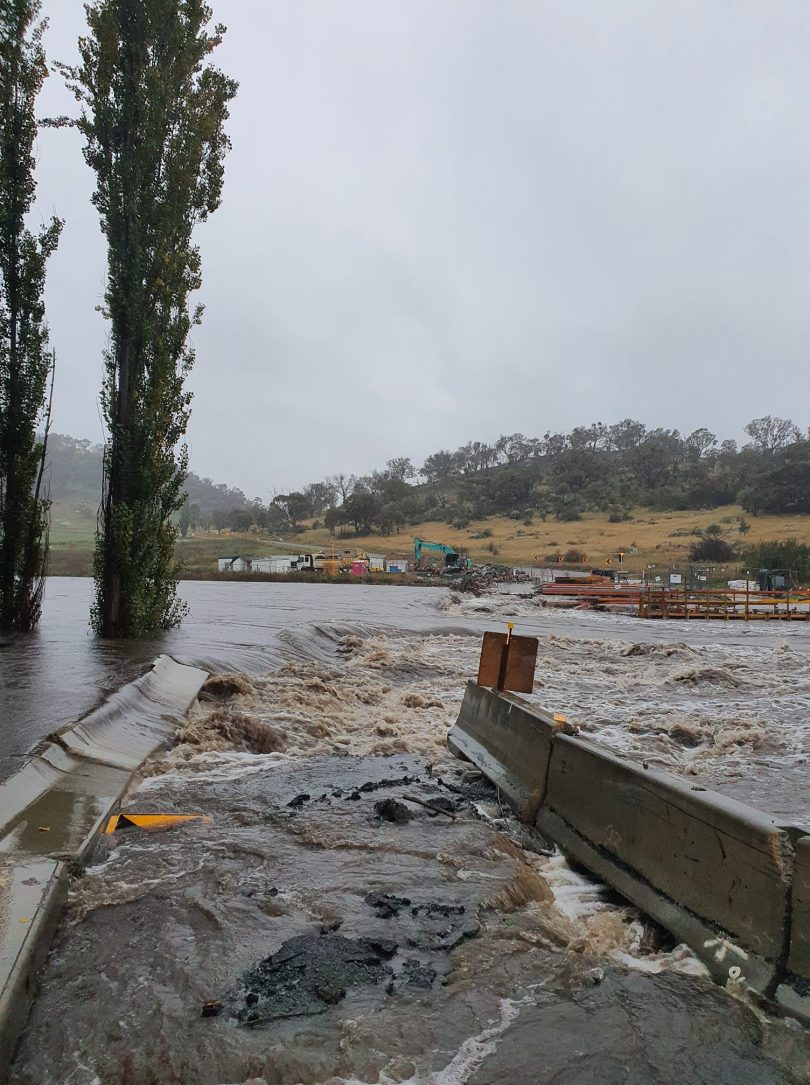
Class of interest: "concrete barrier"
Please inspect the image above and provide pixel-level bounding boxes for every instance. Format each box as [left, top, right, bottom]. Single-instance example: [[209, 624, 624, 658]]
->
[[447, 682, 569, 820], [777, 834, 810, 1023], [0, 655, 208, 1078], [448, 688, 804, 1005], [536, 734, 793, 991]]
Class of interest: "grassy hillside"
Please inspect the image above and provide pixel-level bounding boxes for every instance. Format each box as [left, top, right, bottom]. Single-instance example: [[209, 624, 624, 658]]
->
[[297, 505, 810, 576], [48, 530, 319, 577], [47, 503, 810, 578]]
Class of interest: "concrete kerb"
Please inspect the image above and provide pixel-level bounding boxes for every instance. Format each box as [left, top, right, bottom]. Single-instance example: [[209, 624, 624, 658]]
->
[[0, 655, 209, 1078], [447, 680, 570, 821], [0, 858, 67, 1074], [449, 683, 807, 1018]]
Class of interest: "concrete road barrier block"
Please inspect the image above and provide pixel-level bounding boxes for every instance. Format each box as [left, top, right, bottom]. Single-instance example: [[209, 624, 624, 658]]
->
[[787, 835, 810, 979], [777, 834, 810, 1024], [448, 681, 567, 821], [537, 735, 794, 978]]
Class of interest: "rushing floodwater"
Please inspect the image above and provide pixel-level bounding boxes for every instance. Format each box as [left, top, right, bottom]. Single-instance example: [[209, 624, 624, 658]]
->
[[1, 577, 809, 808], [6, 579, 810, 1083]]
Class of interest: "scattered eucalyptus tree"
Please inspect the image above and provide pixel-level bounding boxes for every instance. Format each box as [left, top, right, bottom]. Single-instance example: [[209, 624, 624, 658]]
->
[[0, 0, 62, 635], [63, 0, 236, 637]]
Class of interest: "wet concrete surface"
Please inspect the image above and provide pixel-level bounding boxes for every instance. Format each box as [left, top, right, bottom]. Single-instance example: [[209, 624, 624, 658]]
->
[[11, 753, 810, 1085]]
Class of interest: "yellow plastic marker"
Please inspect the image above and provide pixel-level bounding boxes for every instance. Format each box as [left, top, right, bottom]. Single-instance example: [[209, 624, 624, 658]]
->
[[105, 814, 211, 834]]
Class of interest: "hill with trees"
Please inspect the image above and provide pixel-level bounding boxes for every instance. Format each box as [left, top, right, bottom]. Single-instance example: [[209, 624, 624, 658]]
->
[[259, 415, 810, 539]]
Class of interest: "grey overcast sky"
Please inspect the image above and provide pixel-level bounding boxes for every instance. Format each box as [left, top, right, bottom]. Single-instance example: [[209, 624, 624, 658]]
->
[[33, 1, 810, 498]]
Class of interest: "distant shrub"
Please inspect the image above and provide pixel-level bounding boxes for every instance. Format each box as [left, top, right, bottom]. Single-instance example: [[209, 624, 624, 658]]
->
[[563, 548, 587, 563], [452, 517, 470, 529], [608, 507, 632, 523], [486, 541, 500, 555], [690, 537, 736, 562]]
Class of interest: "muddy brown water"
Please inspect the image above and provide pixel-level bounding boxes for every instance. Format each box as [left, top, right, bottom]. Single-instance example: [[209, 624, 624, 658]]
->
[[2, 576, 808, 775], [1, 577, 809, 821], [5, 581, 810, 1084]]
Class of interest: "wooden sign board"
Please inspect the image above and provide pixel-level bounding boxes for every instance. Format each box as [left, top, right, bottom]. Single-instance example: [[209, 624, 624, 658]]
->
[[477, 632, 538, 693]]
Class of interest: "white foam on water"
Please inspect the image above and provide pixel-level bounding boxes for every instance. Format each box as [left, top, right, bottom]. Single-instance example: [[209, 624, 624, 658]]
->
[[320, 996, 528, 1085]]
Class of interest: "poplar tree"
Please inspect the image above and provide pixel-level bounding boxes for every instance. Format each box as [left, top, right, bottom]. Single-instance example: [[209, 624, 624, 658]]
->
[[63, 0, 236, 637], [0, 0, 62, 635]]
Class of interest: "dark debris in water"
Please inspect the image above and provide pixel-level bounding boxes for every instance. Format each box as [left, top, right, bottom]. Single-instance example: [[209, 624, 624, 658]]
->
[[365, 892, 412, 918], [286, 793, 311, 808], [373, 798, 412, 823], [364, 891, 477, 952], [233, 933, 397, 1026], [351, 774, 419, 797]]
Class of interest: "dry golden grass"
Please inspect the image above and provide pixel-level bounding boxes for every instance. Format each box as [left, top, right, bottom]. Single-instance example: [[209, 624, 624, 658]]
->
[[47, 505, 810, 578], [298, 505, 810, 574]]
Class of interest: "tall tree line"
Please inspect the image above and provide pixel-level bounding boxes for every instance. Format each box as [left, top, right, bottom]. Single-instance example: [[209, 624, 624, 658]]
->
[[64, 0, 237, 636], [0, 0, 235, 638], [0, 0, 62, 635]]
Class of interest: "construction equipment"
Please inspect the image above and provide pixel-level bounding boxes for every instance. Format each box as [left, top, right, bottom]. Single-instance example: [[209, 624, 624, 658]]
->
[[413, 537, 472, 573], [296, 553, 327, 572]]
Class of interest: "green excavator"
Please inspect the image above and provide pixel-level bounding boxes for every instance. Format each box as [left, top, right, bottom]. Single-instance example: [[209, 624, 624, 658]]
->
[[413, 537, 473, 573]]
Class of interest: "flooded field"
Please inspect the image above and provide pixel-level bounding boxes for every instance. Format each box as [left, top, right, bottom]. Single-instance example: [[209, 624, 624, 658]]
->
[[10, 616, 810, 1084]]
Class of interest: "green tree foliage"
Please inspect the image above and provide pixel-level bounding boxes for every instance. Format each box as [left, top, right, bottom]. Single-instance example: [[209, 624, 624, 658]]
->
[[63, 0, 237, 637], [739, 440, 810, 516], [745, 538, 810, 581], [743, 415, 801, 454], [0, 1, 62, 634], [271, 492, 311, 528], [178, 498, 191, 537]]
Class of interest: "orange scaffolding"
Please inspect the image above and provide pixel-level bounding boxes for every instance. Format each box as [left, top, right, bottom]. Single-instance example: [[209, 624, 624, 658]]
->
[[638, 585, 810, 621]]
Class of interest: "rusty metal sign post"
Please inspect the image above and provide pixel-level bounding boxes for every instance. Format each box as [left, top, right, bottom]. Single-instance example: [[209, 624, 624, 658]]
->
[[477, 623, 538, 693]]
